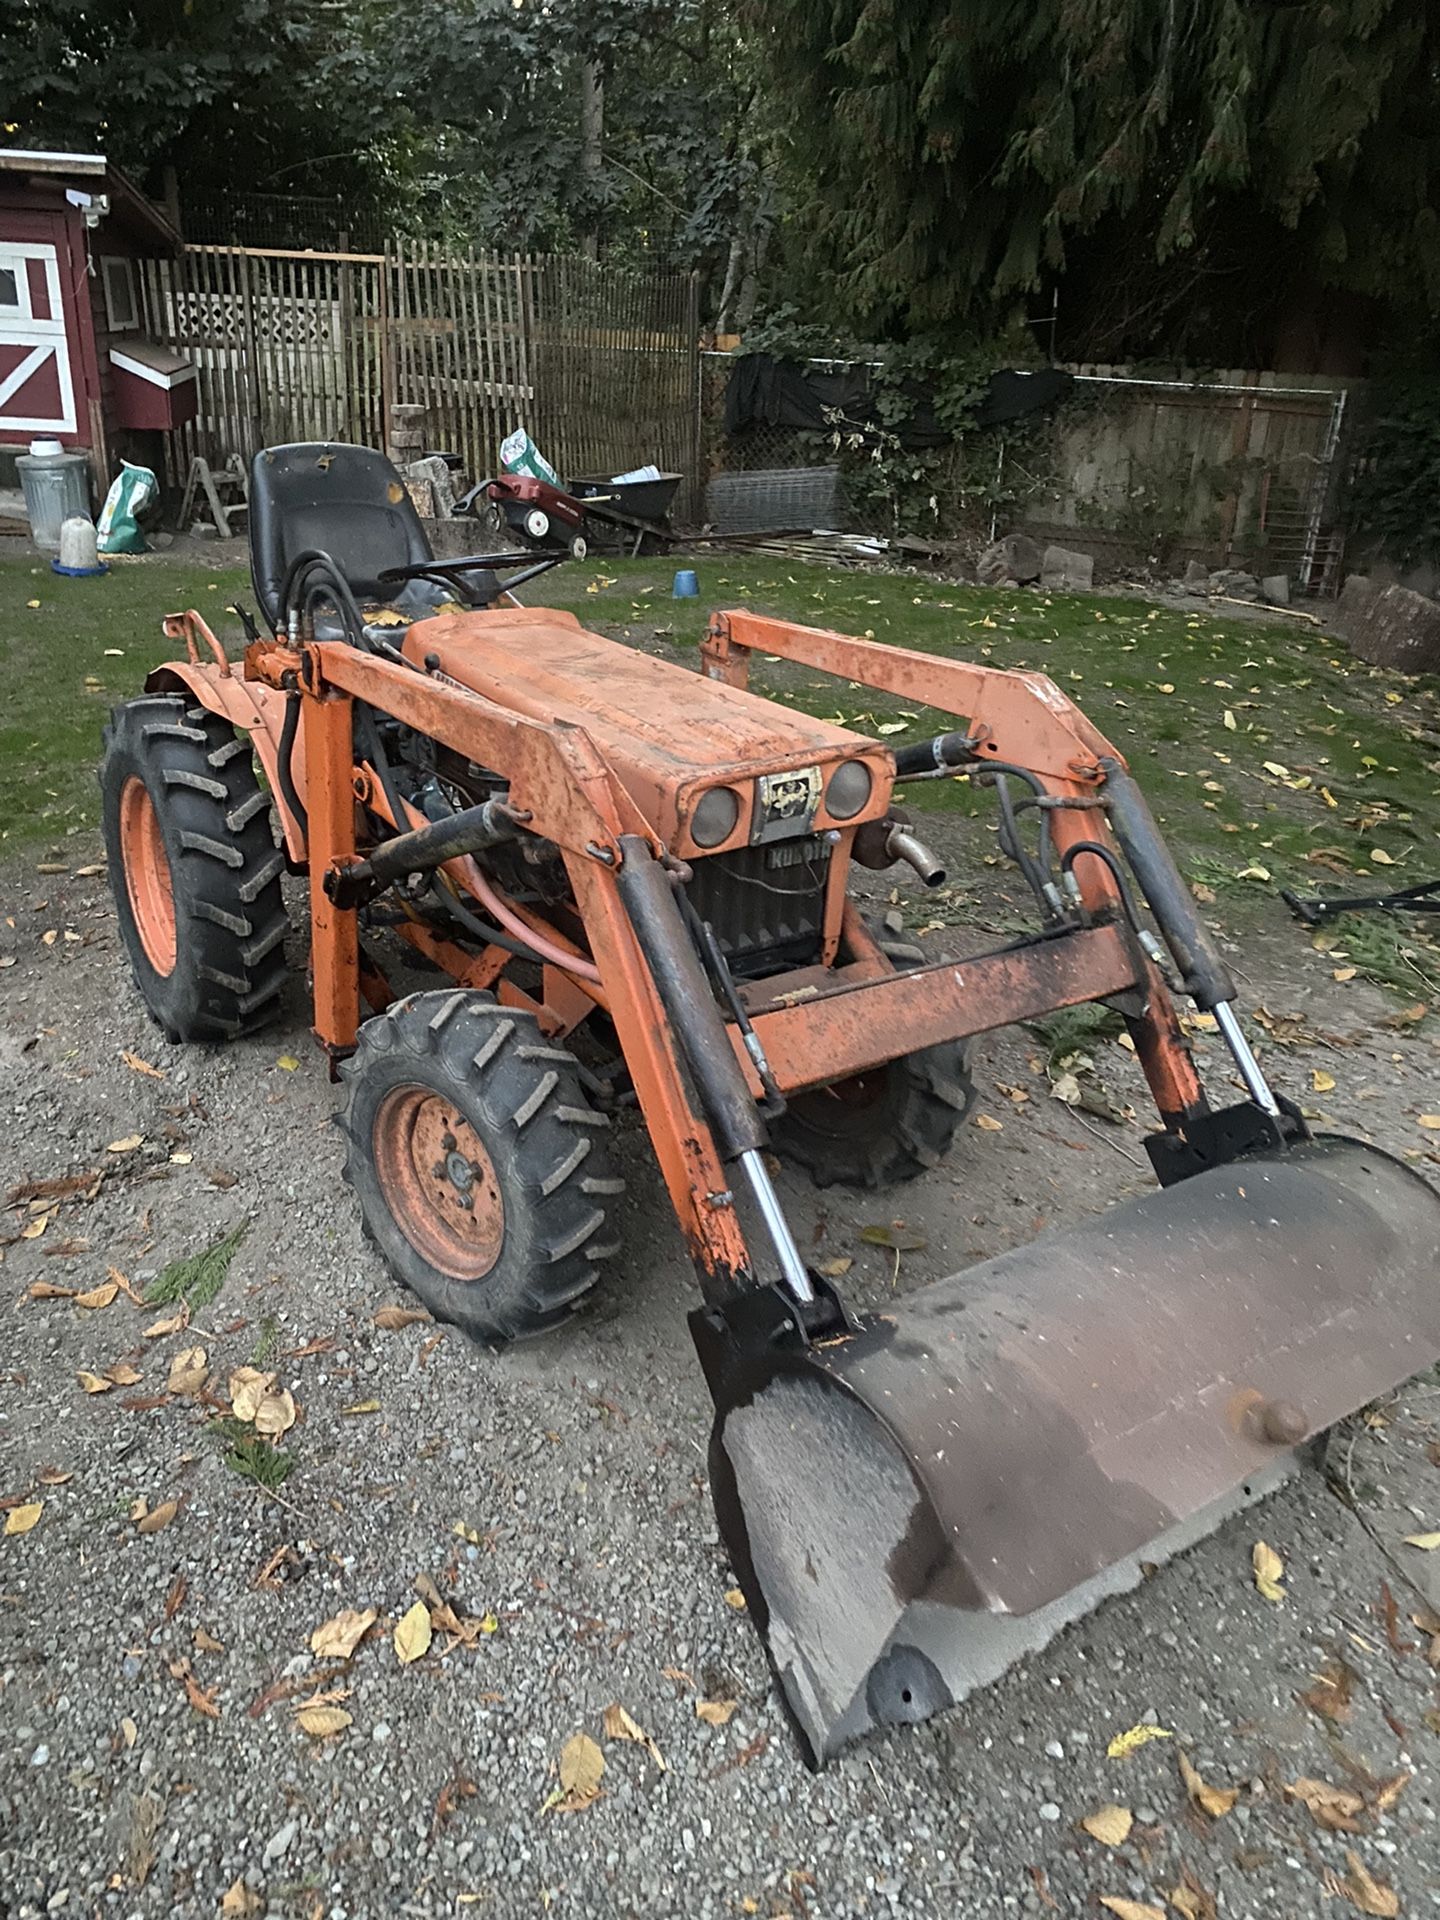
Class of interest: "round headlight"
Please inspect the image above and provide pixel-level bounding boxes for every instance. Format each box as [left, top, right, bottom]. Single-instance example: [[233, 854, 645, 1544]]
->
[[690, 784, 741, 848], [825, 758, 873, 821]]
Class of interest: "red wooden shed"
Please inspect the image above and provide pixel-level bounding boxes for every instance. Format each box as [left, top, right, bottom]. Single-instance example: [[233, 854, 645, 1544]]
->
[[0, 148, 193, 496]]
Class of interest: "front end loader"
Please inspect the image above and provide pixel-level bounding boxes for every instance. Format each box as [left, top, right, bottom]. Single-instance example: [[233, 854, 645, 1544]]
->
[[101, 444, 1440, 1765]]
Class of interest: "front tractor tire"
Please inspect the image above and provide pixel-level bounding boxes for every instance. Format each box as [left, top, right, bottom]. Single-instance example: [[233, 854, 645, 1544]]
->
[[771, 1044, 975, 1189], [771, 923, 973, 1188], [100, 694, 289, 1042], [339, 990, 623, 1346]]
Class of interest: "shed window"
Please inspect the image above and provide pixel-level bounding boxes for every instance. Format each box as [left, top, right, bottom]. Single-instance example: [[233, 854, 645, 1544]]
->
[[101, 256, 138, 331], [0, 265, 18, 309]]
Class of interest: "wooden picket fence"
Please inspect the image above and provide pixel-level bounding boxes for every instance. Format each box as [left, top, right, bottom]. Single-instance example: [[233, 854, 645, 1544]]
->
[[138, 242, 701, 512]]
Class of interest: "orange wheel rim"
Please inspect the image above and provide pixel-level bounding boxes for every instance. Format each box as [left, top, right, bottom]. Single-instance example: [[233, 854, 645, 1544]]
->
[[372, 1086, 504, 1280], [119, 777, 177, 976]]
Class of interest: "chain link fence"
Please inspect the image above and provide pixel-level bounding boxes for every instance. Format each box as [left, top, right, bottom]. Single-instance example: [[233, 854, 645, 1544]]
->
[[699, 352, 1353, 590]]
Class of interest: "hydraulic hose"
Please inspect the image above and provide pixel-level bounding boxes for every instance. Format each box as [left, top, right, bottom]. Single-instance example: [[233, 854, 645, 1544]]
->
[[277, 691, 308, 843], [450, 852, 602, 984], [992, 772, 1059, 918], [1058, 839, 1146, 934]]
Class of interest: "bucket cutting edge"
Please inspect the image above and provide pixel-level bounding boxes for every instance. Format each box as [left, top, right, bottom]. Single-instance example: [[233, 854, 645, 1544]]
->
[[695, 1137, 1440, 1765]]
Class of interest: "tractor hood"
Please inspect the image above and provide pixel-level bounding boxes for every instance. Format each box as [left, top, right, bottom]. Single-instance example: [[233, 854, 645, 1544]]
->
[[403, 606, 893, 853]]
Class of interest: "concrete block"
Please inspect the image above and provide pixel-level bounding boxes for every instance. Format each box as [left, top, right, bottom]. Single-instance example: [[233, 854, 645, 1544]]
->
[[1040, 543, 1095, 591], [1334, 573, 1380, 639], [1348, 583, 1440, 674], [1260, 574, 1290, 605]]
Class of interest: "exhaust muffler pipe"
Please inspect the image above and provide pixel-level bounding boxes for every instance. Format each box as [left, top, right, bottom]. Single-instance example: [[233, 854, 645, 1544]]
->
[[853, 813, 947, 888], [695, 1137, 1440, 1764], [886, 825, 946, 888]]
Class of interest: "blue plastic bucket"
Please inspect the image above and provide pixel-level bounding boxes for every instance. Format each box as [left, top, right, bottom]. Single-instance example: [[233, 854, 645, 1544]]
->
[[672, 568, 699, 598]]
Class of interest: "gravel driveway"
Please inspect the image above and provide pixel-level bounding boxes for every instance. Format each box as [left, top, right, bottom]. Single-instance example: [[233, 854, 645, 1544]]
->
[[3, 823, 1439, 1920]]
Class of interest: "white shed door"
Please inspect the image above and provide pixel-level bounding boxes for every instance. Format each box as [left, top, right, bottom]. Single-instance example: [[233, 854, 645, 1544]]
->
[[0, 243, 78, 435]]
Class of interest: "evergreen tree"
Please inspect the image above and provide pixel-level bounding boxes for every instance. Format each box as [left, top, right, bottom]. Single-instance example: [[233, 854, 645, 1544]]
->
[[754, 0, 1440, 362]]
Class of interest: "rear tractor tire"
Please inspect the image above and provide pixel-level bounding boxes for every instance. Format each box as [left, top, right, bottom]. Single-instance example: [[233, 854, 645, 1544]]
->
[[339, 990, 624, 1345], [100, 694, 289, 1042], [770, 927, 974, 1188]]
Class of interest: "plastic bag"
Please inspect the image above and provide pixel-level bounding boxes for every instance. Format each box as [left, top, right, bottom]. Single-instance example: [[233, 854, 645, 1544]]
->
[[97, 460, 157, 555], [499, 427, 559, 487]]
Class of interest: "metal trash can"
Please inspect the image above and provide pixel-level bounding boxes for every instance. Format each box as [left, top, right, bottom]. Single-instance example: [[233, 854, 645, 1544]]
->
[[17, 440, 92, 551]]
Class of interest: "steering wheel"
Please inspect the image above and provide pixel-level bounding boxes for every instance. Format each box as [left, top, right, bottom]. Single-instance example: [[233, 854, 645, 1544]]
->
[[377, 553, 567, 598]]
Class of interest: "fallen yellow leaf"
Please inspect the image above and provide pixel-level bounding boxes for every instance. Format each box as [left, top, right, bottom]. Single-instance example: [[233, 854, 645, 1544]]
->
[[143, 1307, 187, 1338], [1402, 1531, 1440, 1551], [76, 1370, 113, 1394], [1223, 710, 1237, 730], [554, 1730, 605, 1810], [1106, 1724, 1173, 1759], [310, 1607, 378, 1659], [1369, 848, 1395, 866], [373, 1304, 430, 1331], [394, 1599, 432, 1665], [107, 1134, 144, 1153], [1252, 1539, 1286, 1602], [1312, 1068, 1336, 1094], [253, 1387, 297, 1437], [695, 1698, 738, 1727], [1342, 1848, 1399, 1917], [1099, 1900, 1166, 1920], [74, 1280, 119, 1310], [723, 1587, 747, 1610], [1168, 1872, 1214, 1920], [167, 1345, 208, 1396], [1333, 967, 1358, 982], [276, 1054, 300, 1071], [4, 1500, 43, 1536], [343, 1399, 382, 1415], [221, 1877, 265, 1918], [1178, 1748, 1237, 1818], [602, 1702, 666, 1769], [121, 1050, 165, 1080], [227, 1365, 271, 1421], [21, 1213, 50, 1240], [1080, 1803, 1133, 1846], [1284, 1775, 1364, 1832], [974, 1112, 1004, 1131], [295, 1704, 353, 1738], [104, 1361, 142, 1386], [137, 1499, 179, 1535], [1418, 1115, 1440, 1131]]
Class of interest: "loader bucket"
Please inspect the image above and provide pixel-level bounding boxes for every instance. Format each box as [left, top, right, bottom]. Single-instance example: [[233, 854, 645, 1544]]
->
[[696, 1138, 1440, 1765]]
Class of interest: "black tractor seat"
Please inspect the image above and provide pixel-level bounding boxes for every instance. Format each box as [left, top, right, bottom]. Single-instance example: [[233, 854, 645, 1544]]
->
[[248, 441, 504, 639]]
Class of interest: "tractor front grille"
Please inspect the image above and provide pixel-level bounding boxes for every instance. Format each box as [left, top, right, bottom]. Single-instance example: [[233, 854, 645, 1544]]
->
[[686, 836, 831, 979]]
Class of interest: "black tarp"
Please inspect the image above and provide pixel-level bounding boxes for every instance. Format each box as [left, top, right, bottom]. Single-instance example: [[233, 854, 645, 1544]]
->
[[721, 354, 1073, 446]]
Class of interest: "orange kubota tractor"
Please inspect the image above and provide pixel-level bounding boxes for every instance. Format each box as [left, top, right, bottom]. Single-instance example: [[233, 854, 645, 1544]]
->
[[102, 444, 1440, 1765]]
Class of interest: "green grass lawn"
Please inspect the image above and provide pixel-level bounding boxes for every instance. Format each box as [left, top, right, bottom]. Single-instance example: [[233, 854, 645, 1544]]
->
[[3, 552, 1438, 924]]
